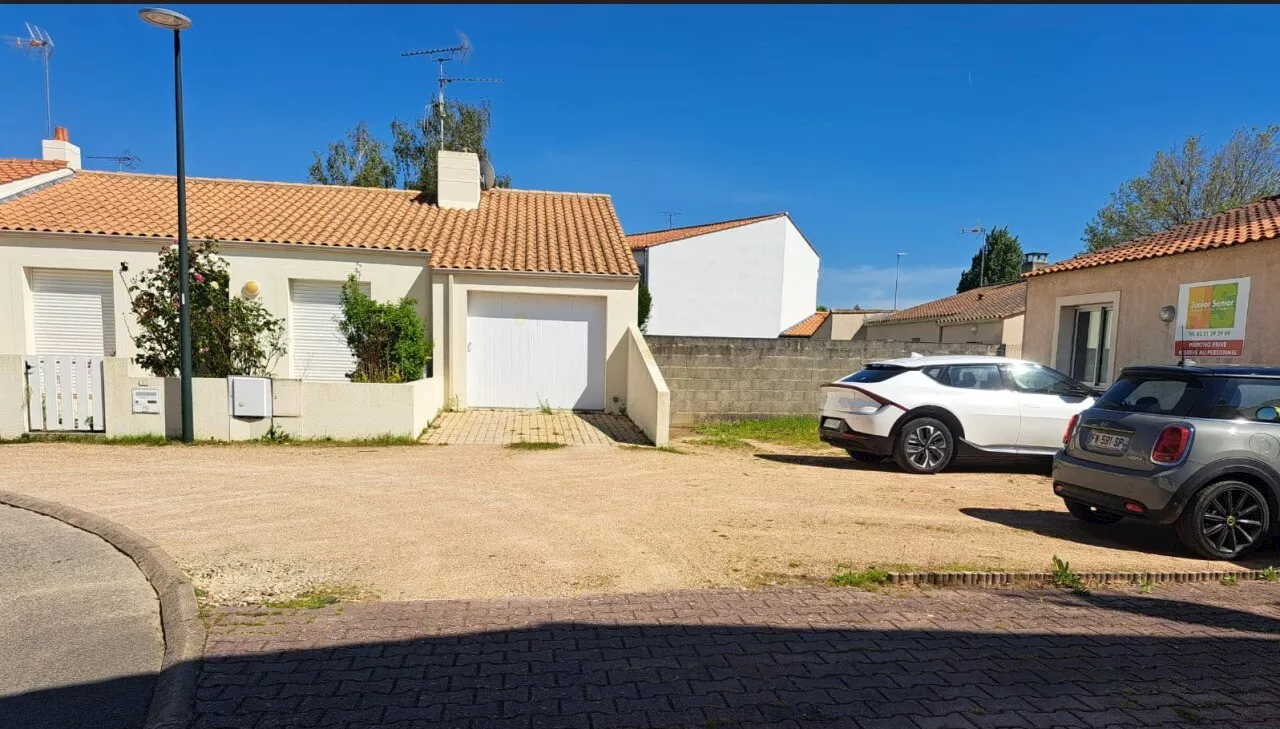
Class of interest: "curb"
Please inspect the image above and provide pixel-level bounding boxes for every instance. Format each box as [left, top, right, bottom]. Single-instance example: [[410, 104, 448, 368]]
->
[[885, 568, 1274, 588], [0, 490, 204, 729]]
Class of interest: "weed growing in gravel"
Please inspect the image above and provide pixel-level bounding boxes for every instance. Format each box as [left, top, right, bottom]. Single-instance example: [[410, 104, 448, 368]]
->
[[260, 425, 293, 444], [1138, 578, 1155, 595], [830, 566, 891, 588], [1050, 556, 1090, 596], [620, 444, 687, 455], [1, 433, 171, 445], [1221, 574, 1239, 587], [507, 441, 565, 451], [1261, 566, 1279, 582], [263, 586, 361, 610]]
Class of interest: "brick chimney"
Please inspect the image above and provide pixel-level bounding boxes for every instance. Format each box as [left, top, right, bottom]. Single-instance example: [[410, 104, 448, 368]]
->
[[42, 126, 81, 170], [437, 150, 480, 210], [1021, 252, 1049, 275]]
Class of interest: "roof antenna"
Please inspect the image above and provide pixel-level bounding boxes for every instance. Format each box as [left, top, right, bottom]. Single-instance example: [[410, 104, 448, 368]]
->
[[5, 22, 55, 137], [85, 150, 143, 172], [401, 32, 502, 154], [660, 211, 681, 229]]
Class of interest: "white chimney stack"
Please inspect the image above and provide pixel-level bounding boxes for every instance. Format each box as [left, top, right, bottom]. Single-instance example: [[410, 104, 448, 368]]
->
[[42, 126, 81, 170], [437, 150, 480, 211]]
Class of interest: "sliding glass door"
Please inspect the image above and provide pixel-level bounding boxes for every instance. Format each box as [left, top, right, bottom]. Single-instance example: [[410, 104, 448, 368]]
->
[[1070, 306, 1112, 386]]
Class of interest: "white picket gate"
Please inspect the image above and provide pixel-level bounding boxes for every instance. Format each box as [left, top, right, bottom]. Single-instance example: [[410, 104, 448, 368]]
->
[[24, 355, 106, 432]]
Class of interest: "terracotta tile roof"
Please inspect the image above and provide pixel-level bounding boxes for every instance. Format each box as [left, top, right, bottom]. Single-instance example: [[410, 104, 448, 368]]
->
[[0, 169, 637, 276], [1027, 196, 1280, 278], [869, 281, 1026, 326], [0, 158, 66, 185], [627, 213, 785, 250], [780, 310, 830, 337]]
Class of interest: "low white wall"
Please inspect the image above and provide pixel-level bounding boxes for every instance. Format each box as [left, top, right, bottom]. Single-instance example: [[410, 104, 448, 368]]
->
[[103, 358, 166, 438], [0, 355, 25, 439], [625, 325, 670, 447], [275, 376, 441, 440]]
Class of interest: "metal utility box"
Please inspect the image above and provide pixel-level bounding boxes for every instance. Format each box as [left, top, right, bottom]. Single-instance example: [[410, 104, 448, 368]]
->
[[272, 379, 301, 418], [132, 387, 161, 414], [228, 376, 272, 419]]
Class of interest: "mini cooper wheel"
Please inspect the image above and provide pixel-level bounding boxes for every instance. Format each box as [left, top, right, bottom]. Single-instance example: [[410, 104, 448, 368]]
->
[[1064, 498, 1123, 524], [1176, 480, 1271, 560], [893, 417, 954, 474]]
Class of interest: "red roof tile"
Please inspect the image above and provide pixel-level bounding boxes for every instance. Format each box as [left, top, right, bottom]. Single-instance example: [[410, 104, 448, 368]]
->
[[869, 281, 1026, 325], [627, 213, 785, 250], [1027, 196, 1280, 277], [780, 310, 830, 337], [0, 158, 66, 185]]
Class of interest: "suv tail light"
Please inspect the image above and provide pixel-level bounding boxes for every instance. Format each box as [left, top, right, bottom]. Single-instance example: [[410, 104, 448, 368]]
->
[[1063, 414, 1080, 446], [1151, 424, 1191, 464]]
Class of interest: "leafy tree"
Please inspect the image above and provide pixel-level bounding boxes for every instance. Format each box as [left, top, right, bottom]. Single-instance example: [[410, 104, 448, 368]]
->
[[337, 272, 432, 383], [127, 240, 286, 377], [390, 99, 511, 195], [638, 281, 652, 333], [307, 121, 396, 188], [1083, 126, 1280, 252], [957, 227, 1023, 293], [816, 305, 828, 312]]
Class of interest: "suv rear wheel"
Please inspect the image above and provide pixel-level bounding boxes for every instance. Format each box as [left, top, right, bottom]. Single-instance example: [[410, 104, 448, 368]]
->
[[1175, 480, 1271, 560], [893, 417, 954, 474], [1064, 498, 1123, 524]]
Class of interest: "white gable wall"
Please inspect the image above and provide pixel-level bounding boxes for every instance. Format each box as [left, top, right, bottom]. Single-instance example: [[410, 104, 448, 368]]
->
[[778, 217, 820, 334], [644, 217, 790, 338]]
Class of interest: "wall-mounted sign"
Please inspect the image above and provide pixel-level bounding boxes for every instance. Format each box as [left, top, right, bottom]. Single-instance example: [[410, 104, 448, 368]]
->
[[132, 387, 161, 414], [1175, 276, 1250, 357]]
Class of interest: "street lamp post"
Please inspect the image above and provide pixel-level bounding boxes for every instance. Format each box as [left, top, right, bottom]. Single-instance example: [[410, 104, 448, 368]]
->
[[893, 252, 907, 311], [139, 7, 194, 443]]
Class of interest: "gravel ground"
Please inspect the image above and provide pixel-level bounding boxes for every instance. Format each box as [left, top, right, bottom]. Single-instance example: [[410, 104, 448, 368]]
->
[[1, 441, 1275, 603]]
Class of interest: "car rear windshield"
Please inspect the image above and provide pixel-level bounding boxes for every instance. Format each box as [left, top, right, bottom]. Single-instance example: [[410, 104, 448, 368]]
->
[[840, 365, 907, 384], [1096, 373, 1203, 415]]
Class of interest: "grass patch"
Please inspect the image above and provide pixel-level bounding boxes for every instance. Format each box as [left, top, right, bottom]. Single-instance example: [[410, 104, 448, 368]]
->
[[2, 433, 171, 446], [692, 416, 822, 448], [1138, 578, 1155, 595], [830, 566, 891, 588], [3, 432, 422, 447], [1261, 566, 1279, 582], [620, 444, 688, 455], [506, 441, 566, 451], [262, 585, 365, 610], [687, 435, 754, 449], [1221, 574, 1239, 587]]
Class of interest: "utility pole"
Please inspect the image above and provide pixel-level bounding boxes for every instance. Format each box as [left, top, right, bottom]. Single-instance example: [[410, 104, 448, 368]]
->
[[893, 252, 907, 310]]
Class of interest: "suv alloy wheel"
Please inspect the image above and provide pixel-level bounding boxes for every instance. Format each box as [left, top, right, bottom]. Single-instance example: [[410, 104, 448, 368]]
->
[[894, 417, 954, 474]]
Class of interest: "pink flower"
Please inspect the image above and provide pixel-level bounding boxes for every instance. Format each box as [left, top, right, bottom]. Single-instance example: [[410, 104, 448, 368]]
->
[[194, 272, 205, 283]]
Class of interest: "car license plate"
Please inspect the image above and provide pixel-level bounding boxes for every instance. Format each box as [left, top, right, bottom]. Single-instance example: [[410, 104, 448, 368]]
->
[[1087, 430, 1130, 453], [822, 418, 843, 430]]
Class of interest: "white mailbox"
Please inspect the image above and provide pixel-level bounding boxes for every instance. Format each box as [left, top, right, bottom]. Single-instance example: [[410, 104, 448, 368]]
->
[[228, 376, 272, 419]]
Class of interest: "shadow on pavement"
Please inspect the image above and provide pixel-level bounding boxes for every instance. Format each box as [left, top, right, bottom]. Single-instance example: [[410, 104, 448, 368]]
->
[[0, 672, 154, 729], [1016, 591, 1280, 635], [756, 453, 1052, 475], [961, 507, 1280, 567]]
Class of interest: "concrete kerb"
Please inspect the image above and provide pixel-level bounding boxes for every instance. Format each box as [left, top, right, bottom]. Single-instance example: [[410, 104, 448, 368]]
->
[[885, 568, 1274, 588], [0, 489, 203, 729]]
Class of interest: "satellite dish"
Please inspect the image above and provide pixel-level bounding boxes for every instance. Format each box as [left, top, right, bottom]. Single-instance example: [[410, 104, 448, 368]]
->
[[480, 156, 496, 190]]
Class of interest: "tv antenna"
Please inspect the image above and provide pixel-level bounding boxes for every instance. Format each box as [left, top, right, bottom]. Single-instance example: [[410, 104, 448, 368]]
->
[[86, 150, 143, 172], [959, 221, 988, 286], [5, 22, 55, 137], [401, 32, 503, 152], [660, 211, 681, 229]]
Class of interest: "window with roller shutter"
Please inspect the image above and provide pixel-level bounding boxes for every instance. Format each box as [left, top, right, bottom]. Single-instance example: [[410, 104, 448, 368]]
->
[[30, 268, 115, 356], [289, 279, 369, 381]]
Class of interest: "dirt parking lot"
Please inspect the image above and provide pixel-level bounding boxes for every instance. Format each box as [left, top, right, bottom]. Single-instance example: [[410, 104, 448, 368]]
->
[[2, 441, 1274, 602]]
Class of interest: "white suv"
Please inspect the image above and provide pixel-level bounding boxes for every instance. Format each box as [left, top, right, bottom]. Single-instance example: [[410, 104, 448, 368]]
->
[[818, 355, 1097, 473]]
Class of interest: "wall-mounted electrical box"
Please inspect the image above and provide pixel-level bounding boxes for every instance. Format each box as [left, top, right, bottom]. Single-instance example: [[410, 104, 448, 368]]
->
[[227, 376, 272, 419]]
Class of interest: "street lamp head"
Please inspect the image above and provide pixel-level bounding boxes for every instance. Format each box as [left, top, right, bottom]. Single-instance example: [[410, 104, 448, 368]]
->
[[139, 7, 192, 31]]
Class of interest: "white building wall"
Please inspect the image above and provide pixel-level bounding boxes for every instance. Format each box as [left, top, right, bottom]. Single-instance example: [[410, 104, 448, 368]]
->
[[0, 232, 431, 378], [644, 217, 792, 338], [777, 217, 820, 333]]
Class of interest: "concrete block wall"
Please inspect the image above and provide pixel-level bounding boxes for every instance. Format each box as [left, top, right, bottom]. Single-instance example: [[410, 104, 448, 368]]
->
[[646, 337, 1001, 425]]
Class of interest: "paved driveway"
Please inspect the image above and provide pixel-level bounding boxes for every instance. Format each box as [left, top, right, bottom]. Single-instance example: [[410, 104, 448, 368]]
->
[[198, 581, 1280, 728], [423, 410, 649, 445], [0, 505, 163, 729]]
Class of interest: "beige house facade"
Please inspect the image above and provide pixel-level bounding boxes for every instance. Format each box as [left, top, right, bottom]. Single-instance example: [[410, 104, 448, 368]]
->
[[860, 280, 1026, 353], [1023, 195, 1280, 387]]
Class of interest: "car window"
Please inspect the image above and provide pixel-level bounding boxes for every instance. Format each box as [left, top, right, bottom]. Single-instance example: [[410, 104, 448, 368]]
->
[[1202, 378, 1280, 422], [923, 366, 945, 383], [1097, 374, 1201, 415], [939, 364, 1004, 391], [839, 366, 906, 384], [1003, 363, 1082, 395]]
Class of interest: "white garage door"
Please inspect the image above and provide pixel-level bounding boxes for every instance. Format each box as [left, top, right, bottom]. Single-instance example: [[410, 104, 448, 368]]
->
[[290, 280, 367, 381], [467, 292, 605, 410], [31, 268, 115, 355]]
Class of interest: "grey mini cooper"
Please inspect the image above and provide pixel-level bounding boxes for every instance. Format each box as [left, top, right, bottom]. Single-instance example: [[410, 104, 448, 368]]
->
[[1054, 364, 1280, 560]]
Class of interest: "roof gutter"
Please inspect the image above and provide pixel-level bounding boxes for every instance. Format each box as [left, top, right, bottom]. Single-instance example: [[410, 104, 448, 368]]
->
[[430, 267, 638, 281], [0, 229, 433, 257]]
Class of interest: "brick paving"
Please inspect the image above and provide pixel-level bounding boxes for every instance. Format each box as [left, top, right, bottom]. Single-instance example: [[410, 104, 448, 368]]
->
[[423, 411, 649, 446], [196, 582, 1280, 728]]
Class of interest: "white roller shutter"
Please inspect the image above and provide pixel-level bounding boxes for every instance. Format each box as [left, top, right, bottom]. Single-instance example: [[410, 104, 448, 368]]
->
[[290, 280, 368, 381], [31, 268, 115, 355], [467, 292, 605, 410]]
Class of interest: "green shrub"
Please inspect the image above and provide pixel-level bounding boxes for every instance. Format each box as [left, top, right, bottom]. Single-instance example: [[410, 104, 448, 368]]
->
[[337, 271, 432, 383]]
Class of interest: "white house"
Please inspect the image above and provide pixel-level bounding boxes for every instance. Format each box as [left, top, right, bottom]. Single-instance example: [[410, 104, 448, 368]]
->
[[0, 129, 653, 429], [627, 213, 820, 338]]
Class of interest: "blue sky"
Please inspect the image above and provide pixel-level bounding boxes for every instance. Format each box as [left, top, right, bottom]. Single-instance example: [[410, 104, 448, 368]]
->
[[3, 5, 1278, 310]]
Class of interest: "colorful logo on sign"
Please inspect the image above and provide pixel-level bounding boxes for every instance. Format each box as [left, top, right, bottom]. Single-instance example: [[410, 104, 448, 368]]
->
[[1175, 277, 1250, 358], [1185, 283, 1238, 330]]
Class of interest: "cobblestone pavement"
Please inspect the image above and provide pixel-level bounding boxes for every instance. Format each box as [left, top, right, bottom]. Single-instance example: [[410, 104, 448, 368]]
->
[[196, 582, 1280, 728], [423, 411, 649, 446]]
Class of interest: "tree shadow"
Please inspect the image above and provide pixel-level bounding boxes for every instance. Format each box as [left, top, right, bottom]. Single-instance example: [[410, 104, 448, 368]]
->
[[961, 507, 1280, 567], [756, 453, 1052, 475], [1011, 590, 1280, 635]]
